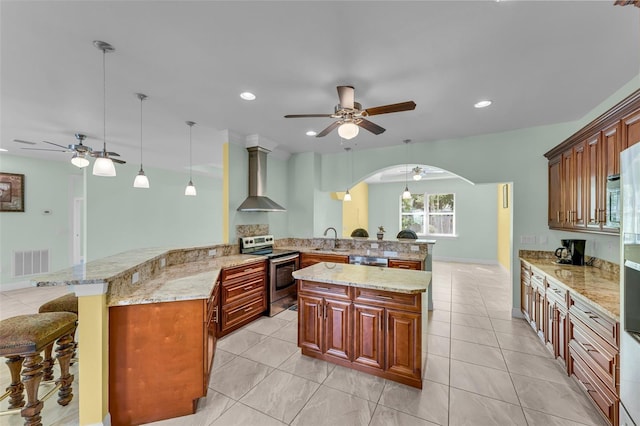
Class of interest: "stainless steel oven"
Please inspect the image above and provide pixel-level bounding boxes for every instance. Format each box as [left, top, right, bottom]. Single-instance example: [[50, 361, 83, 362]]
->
[[269, 253, 299, 316]]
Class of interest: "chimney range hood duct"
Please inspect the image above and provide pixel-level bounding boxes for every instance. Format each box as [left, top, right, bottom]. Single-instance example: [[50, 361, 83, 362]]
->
[[237, 146, 286, 212]]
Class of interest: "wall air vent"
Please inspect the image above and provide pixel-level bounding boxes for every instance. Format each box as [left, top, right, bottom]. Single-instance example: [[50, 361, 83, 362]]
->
[[13, 249, 49, 277]]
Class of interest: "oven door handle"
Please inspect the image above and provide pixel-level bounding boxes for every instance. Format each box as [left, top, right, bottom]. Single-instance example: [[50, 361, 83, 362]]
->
[[271, 254, 300, 264]]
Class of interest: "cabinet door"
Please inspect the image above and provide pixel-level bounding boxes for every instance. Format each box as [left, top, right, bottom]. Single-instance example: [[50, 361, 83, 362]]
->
[[586, 133, 605, 229], [353, 304, 385, 370], [603, 122, 621, 177], [545, 298, 555, 355], [386, 309, 421, 380], [572, 141, 587, 228], [324, 299, 352, 361], [298, 294, 324, 354], [557, 307, 568, 371], [622, 108, 640, 149], [204, 283, 219, 391], [548, 155, 563, 228]]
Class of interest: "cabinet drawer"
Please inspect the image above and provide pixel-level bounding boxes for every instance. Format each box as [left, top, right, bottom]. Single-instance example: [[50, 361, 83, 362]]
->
[[220, 293, 266, 332], [570, 296, 618, 347], [546, 280, 568, 307], [569, 315, 618, 392], [388, 259, 422, 270], [354, 288, 421, 312], [222, 275, 265, 304], [300, 253, 349, 266], [221, 261, 266, 282], [570, 347, 618, 425], [298, 280, 351, 300]]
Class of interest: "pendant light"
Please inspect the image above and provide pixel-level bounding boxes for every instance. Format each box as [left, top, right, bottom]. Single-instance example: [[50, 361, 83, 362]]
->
[[184, 121, 197, 196], [344, 147, 352, 202], [133, 93, 150, 188], [402, 139, 412, 199], [92, 41, 117, 177]]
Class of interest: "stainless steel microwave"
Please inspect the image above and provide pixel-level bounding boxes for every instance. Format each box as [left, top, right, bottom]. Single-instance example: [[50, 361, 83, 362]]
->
[[606, 174, 620, 228]]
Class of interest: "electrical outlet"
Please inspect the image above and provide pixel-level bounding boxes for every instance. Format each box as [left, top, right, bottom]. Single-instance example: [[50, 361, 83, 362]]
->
[[132, 272, 139, 284], [371, 243, 379, 249], [520, 235, 536, 244], [160, 258, 166, 268], [209, 249, 217, 256], [411, 245, 419, 252]]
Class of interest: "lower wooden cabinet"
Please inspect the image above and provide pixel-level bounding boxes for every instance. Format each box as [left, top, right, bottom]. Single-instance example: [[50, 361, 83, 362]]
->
[[298, 279, 423, 388], [388, 259, 422, 270], [218, 260, 267, 337], [299, 252, 349, 268], [109, 296, 215, 425]]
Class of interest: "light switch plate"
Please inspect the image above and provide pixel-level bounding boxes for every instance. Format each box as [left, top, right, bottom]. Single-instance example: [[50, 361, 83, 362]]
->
[[160, 258, 166, 268], [371, 243, 379, 249], [411, 245, 419, 252], [132, 272, 139, 284], [209, 249, 217, 256]]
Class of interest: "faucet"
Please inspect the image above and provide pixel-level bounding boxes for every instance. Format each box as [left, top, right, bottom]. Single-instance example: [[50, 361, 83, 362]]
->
[[323, 227, 338, 249]]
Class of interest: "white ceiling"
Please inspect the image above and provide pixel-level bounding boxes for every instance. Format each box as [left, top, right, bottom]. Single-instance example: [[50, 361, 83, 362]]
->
[[1, 1, 639, 176]]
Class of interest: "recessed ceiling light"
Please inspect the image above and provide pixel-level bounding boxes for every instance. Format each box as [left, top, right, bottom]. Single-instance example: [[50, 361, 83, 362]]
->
[[474, 100, 492, 108], [306, 130, 317, 136], [240, 92, 256, 101]]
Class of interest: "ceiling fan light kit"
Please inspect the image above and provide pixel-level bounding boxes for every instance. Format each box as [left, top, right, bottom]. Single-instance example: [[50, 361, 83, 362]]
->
[[412, 166, 422, 181], [285, 85, 416, 140], [71, 152, 90, 168]]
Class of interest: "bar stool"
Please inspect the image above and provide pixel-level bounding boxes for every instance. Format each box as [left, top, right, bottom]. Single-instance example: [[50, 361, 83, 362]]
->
[[38, 293, 79, 378], [0, 312, 77, 426]]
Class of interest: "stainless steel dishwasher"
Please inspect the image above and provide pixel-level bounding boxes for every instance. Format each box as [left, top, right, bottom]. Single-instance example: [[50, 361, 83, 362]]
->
[[348, 255, 389, 267]]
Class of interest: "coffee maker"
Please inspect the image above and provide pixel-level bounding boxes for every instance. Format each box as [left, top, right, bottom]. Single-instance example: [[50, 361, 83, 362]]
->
[[554, 239, 586, 265]]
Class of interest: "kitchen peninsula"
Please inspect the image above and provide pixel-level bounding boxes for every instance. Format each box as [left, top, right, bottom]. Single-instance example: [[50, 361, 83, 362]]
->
[[293, 262, 432, 389]]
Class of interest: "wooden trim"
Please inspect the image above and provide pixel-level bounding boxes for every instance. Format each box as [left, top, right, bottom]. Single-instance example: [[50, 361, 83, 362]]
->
[[544, 88, 640, 159]]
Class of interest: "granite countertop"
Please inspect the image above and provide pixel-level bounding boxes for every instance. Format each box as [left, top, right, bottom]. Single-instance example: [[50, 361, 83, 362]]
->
[[278, 245, 427, 262], [108, 255, 265, 307], [293, 262, 431, 294], [520, 257, 620, 320]]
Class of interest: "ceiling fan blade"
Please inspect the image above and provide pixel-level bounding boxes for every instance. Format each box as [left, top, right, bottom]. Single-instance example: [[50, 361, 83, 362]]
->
[[111, 158, 126, 164], [43, 140, 71, 150], [337, 86, 355, 109], [13, 139, 37, 145], [105, 152, 120, 157], [316, 121, 341, 137], [284, 114, 333, 118], [364, 101, 416, 116], [21, 147, 70, 152], [357, 118, 386, 135]]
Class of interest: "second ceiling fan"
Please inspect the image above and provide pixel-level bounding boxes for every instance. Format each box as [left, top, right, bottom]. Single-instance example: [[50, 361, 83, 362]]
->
[[285, 86, 416, 139]]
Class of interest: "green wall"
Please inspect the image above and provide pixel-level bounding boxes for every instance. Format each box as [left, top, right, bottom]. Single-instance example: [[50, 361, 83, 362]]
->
[[368, 179, 498, 262]]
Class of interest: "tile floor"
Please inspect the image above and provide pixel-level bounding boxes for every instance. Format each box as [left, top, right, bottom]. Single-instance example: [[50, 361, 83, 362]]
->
[[0, 262, 607, 425]]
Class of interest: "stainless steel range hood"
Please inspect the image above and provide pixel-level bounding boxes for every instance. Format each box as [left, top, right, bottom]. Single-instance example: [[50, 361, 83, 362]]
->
[[237, 146, 286, 212]]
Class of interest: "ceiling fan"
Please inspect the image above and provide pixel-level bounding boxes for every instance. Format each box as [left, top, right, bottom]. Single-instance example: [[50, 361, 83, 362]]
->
[[284, 86, 416, 140], [14, 133, 125, 168]]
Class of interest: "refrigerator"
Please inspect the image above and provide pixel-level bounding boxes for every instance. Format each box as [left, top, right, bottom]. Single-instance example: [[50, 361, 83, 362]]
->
[[620, 142, 640, 426]]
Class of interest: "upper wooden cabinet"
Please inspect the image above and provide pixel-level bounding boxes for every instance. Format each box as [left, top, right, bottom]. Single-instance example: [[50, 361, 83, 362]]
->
[[545, 88, 640, 235]]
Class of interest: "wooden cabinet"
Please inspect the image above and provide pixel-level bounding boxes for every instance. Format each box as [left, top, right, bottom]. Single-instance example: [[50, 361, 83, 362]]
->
[[219, 260, 267, 337], [109, 294, 216, 425], [545, 89, 640, 235], [300, 252, 349, 268], [530, 271, 545, 339], [545, 278, 569, 370], [204, 281, 219, 389], [298, 279, 423, 388], [520, 262, 532, 322], [388, 259, 422, 270]]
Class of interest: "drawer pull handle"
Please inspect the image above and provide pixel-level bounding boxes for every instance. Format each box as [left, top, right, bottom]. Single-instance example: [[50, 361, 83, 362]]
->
[[588, 315, 598, 319], [375, 295, 394, 300], [582, 343, 597, 352], [244, 307, 253, 313], [315, 286, 331, 291], [243, 286, 253, 291]]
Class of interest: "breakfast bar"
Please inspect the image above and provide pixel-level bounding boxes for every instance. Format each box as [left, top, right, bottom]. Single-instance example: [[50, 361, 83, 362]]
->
[[293, 262, 432, 389]]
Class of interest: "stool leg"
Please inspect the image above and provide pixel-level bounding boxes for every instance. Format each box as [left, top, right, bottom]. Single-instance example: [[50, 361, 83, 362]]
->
[[5, 355, 25, 408], [70, 325, 78, 365], [20, 353, 44, 426], [55, 332, 74, 406], [42, 343, 54, 381]]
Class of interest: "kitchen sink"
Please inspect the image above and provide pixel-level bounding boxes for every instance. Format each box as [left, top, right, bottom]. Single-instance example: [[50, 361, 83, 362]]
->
[[312, 247, 351, 252]]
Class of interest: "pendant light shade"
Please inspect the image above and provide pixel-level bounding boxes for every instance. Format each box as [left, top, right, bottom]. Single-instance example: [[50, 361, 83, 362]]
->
[[338, 121, 359, 140], [185, 121, 196, 196], [92, 40, 117, 177], [133, 93, 150, 188], [402, 139, 412, 199], [71, 152, 90, 168], [93, 157, 117, 177], [344, 189, 352, 202]]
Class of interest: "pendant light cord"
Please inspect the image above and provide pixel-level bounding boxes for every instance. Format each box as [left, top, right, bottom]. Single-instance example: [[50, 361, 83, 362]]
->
[[405, 141, 408, 186], [103, 49, 107, 154], [139, 96, 143, 168], [189, 124, 193, 181]]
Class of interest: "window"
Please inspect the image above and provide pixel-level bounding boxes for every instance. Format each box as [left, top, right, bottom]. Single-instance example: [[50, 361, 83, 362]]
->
[[400, 192, 455, 236]]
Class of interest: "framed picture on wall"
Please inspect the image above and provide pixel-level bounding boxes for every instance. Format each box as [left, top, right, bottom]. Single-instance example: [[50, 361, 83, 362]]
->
[[0, 172, 25, 212]]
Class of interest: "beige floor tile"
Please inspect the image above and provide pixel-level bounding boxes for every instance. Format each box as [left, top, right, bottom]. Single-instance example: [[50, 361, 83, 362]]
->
[[451, 302, 488, 316], [450, 359, 519, 404], [425, 334, 450, 357], [270, 320, 298, 343], [217, 328, 267, 355], [208, 356, 273, 400], [274, 308, 298, 322], [511, 373, 606, 426], [240, 336, 298, 368], [502, 349, 575, 386], [450, 311, 493, 330], [277, 351, 336, 383], [495, 330, 553, 358], [450, 324, 499, 347], [449, 387, 527, 426], [211, 348, 236, 371], [428, 309, 451, 323], [378, 380, 449, 425], [211, 402, 286, 426], [370, 405, 439, 426], [146, 390, 234, 425], [490, 317, 533, 335], [523, 408, 599, 426], [290, 385, 374, 426], [245, 316, 289, 335], [426, 319, 450, 338], [423, 353, 449, 385], [240, 370, 320, 423], [323, 365, 386, 402], [450, 339, 506, 370]]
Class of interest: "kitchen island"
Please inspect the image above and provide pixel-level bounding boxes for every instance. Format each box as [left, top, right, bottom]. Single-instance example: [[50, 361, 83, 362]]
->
[[293, 262, 431, 389]]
